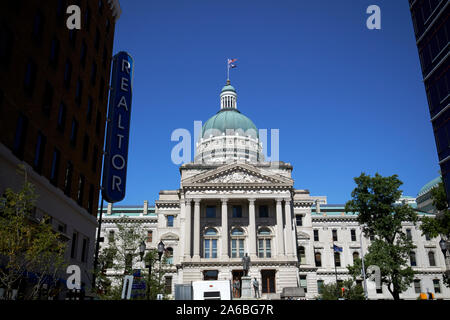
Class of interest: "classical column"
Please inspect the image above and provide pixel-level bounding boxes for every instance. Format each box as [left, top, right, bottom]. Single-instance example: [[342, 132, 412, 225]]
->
[[184, 199, 192, 259], [276, 199, 285, 257], [248, 198, 257, 259], [193, 199, 201, 260], [221, 199, 229, 259], [284, 198, 294, 257]]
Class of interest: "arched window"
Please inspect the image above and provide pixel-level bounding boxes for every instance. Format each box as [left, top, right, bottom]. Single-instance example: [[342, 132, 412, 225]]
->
[[334, 252, 341, 267], [428, 251, 436, 266], [353, 252, 359, 263], [315, 252, 322, 267], [298, 246, 306, 264], [231, 228, 245, 258], [258, 228, 272, 258], [165, 247, 174, 264], [204, 228, 218, 258]]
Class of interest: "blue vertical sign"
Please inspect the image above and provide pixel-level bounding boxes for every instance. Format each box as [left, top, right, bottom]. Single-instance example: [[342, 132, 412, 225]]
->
[[102, 51, 134, 203]]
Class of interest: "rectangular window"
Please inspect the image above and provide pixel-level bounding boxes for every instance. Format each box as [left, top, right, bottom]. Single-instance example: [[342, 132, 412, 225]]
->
[[232, 205, 242, 218], [42, 81, 54, 116], [332, 229, 338, 242], [108, 230, 114, 242], [71, 231, 78, 259], [296, 215, 303, 226], [50, 148, 60, 186], [314, 229, 319, 241], [410, 252, 417, 267], [351, 229, 357, 242], [414, 280, 421, 294], [147, 231, 153, 243], [57, 102, 66, 132], [334, 252, 341, 267], [433, 279, 441, 294], [259, 205, 269, 218], [75, 79, 82, 105], [64, 161, 73, 196], [206, 206, 216, 218], [258, 239, 271, 258], [231, 239, 237, 258], [205, 239, 210, 258], [317, 280, 324, 294], [81, 237, 89, 263], [70, 118, 78, 146], [33, 132, 46, 174], [212, 239, 217, 258], [24, 59, 37, 96], [164, 276, 172, 294], [13, 113, 28, 160], [167, 215, 174, 227], [86, 96, 93, 123], [77, 175, 85, 205], [299, 275, 307, 293], [406, 229, 412, 240]]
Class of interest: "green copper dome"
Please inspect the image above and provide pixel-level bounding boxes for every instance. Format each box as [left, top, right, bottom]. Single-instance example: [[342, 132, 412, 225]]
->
[[418, 176, 442, 196], [221, 84, 236, 93], [202, 109, 258, 139]]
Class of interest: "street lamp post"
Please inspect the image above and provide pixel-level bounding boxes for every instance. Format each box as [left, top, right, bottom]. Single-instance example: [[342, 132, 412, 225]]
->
[[139, 241, 153, 300], [157, 241, 165, 297], [360, 229, 368, 299], [439, 238, 450, 278]]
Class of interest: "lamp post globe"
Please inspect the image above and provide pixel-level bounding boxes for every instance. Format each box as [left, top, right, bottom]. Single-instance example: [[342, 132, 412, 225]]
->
[[440, 238, 447, 257]]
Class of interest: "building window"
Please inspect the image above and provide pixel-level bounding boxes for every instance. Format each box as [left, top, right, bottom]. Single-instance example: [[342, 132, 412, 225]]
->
[[33, 132, 46, 174], [82, 135, 89, 161], [64, 161, 73, 196], [231, 228, 245, 258], [81, 237, 89, 263], [259, 205, 269, 218], [70, 118, 78, 146], [296, 215, 303, 226], [406, 229, 412, 240], [298, 246, 306, 264], [315, 252, 322, 267], [314, 230, 319, 241], [332, 229, 338, 242], [232, 205, 242, 218], [42, 81, 54, 116], [204, 228, 218, 259], [353, 252, 359, 263], [146, 231, 152, 243], [428, 251, 436, 267], [414, 279, 421, 294], [24, 59, 37, 96], [425, 233, 431, 241], [86, 96, 93, 123], [108, 230, 115, 242], [299, 275, 307, 293], [433, 279, 441, 294], [49, 37, 60, 67], [64, 59, 72, 89], [206, 206, 216, 218], [77, 175, 85, 205], [71, 231, 78, 259], [50, 148, 60, 186], [57, 102, 66, 132], [98, 0, 103, 14], [257, 228, 271, 258], [317, 280, 324, 294], [13, 113, 28, 160], [167, 215, 174, 227], [164, 276, 172, 294], [410, 251, 417, 267], [351, 229, 356, 242], [334, 252, 341, 267]]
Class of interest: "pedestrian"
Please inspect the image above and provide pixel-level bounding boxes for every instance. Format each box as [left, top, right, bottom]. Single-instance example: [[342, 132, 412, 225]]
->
[[252, 277, 260, 298]]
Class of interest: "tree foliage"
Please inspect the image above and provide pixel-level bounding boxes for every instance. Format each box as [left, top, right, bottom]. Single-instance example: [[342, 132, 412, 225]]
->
[[420, 182, 450, 239], [0, 179, 66, 300], [345, 173, 417, 300], [317, 279, 365, 300]]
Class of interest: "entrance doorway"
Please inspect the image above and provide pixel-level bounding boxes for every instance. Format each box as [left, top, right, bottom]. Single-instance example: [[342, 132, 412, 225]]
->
[[203, 270, 218, 280], [232, 270, 244, 298], [261, 270, 276, 294]]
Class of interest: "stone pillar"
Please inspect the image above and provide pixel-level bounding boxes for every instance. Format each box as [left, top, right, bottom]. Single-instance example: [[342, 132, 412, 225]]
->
[[276, 199, 285, 257], [248, 199, 257, 259], [143, 200, 148, 215], [193, 199, 201, 260], [184, 200, 191, 259], [221, 199, 229, 259], [284, 198, 294, 257], [315, 199, 320, 214]]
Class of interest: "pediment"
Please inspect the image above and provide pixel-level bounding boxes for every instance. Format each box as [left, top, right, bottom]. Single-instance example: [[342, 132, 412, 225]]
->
[[182, 162, 293, 187], [160, 232, 179, 241]]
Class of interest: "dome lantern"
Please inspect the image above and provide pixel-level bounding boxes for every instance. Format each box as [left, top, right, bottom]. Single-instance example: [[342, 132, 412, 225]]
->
[[220, 79, 237, 110]]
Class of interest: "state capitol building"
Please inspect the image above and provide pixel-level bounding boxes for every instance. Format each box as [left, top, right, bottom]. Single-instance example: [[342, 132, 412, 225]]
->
[[99, 80, 450, 300]]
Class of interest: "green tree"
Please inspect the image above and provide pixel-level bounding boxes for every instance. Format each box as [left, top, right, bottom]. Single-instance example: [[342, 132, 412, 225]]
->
[[345, 173, 418, 300], [317, 279, 365, 300], [142, 248, 170, 300], [419, 181, 450, 287], [0, 176, 66, 300]]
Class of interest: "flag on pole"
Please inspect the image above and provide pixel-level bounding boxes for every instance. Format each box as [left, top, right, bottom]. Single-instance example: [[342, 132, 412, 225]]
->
[[333, 244, 343, 252], [228, 58, 237, 65]]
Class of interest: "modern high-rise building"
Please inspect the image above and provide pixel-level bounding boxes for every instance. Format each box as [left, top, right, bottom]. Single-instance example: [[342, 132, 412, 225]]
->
[[0, 0, 121, 296], [409, 0, 450, 202]]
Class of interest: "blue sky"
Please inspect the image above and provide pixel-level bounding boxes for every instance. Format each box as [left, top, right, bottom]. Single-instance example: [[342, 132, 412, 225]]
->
[[109, 0, 440, 205]]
